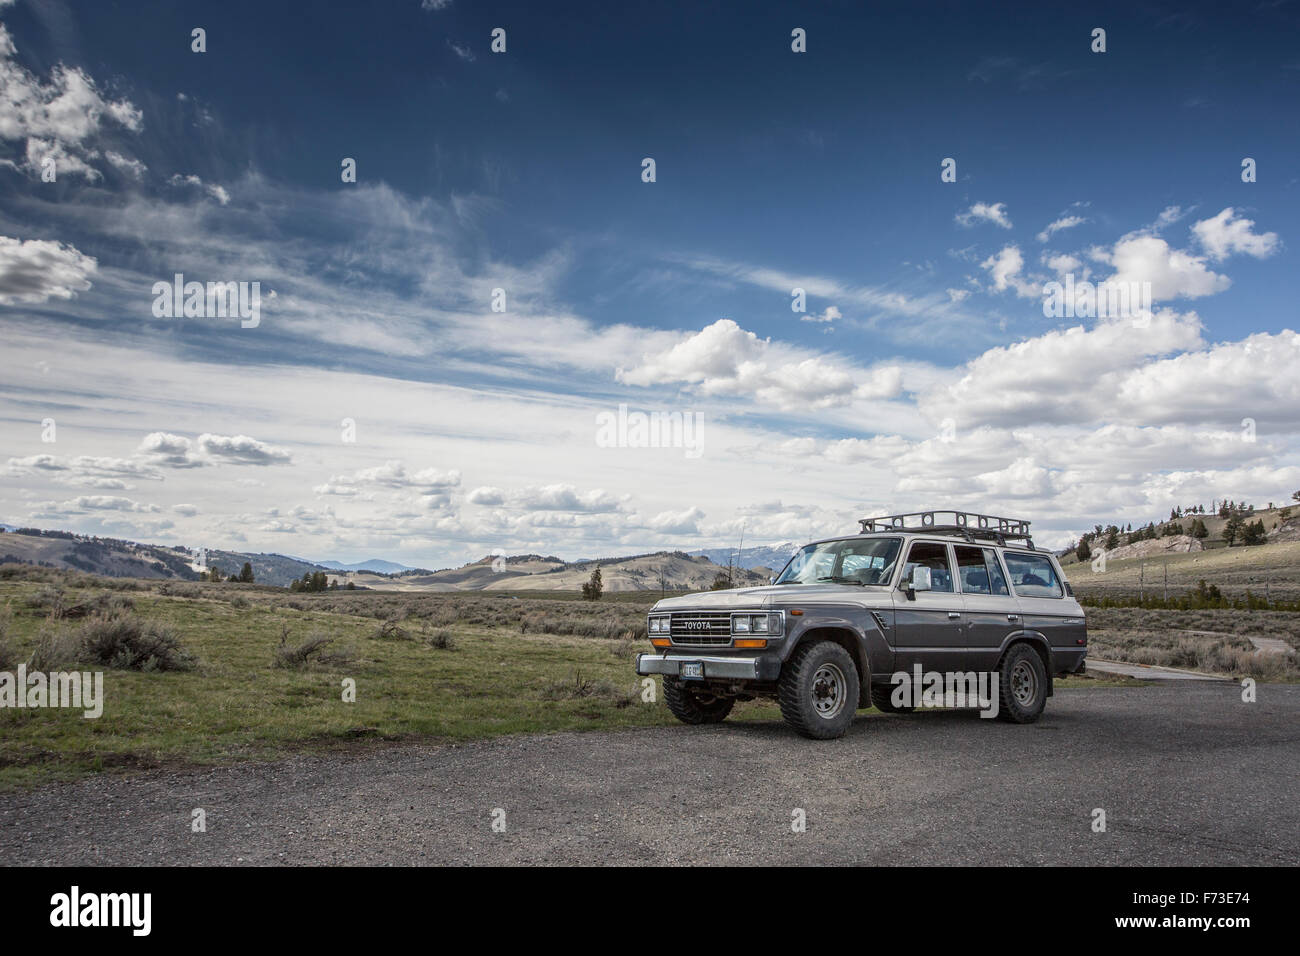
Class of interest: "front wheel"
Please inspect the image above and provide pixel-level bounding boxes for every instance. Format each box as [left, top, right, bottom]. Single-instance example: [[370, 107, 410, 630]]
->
[[997, 644, 1047, 723], [778, 641, 860, 739], [662, 676, 734, 724]]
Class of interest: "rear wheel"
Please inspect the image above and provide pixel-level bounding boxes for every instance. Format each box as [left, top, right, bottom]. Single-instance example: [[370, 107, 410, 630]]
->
[[997, 643, 1047, 723], [662, 676, 734, 724], [779, 641, 860, 739]]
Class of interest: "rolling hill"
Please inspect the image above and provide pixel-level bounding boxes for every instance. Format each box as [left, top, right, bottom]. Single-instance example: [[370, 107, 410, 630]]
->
[[1060, 504, 1300, 600], [1063, 537, 1300, 601], [0, 529, 333, 587], [335, 551, 767, 593], [0, 529, 763, 593], [0, 529, 198, 580]]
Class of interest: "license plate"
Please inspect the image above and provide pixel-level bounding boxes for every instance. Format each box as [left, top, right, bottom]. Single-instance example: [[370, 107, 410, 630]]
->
[[680, 661, 704, 680]]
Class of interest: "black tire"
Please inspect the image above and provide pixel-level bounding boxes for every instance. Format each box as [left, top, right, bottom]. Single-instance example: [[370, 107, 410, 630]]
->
[[778, 641, 860, 739], [662, 676, 734, 725], [997, 643, 1048, 723], [870, 685, 914, 714]]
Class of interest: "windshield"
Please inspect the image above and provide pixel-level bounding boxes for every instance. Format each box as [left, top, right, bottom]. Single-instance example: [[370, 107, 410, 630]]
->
[[775, 537, 902, 586]]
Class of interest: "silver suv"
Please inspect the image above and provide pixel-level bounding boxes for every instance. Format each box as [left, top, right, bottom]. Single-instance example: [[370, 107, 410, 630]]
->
[[636, 511, 1087, 739]]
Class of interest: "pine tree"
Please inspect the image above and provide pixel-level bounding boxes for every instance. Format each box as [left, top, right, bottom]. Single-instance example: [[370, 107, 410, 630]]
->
[[1223, 514, 1245, 546], [1241, 520, 1267, 546], [581, 566, 603, 601]]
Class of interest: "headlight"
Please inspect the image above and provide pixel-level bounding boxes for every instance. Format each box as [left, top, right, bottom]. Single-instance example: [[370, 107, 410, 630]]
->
[[730, 612, 783, 636], [648, 615, 669, 634]]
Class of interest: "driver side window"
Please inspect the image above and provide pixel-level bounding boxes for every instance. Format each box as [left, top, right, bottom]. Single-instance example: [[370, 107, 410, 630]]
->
[[900, 542, 954, 592]]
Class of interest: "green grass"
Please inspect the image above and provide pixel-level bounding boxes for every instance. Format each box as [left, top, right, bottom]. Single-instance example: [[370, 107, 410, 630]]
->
[[0, 579, 785, 790], [0, 573, 1176, 791]]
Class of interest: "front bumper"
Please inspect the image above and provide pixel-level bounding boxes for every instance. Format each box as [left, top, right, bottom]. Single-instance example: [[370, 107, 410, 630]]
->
[[635, 652, 781, 681]]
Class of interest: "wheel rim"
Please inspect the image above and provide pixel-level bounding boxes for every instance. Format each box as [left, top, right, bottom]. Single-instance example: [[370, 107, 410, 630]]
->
[[811, 662, 847, 719], [1011, 659, 1038, 706]]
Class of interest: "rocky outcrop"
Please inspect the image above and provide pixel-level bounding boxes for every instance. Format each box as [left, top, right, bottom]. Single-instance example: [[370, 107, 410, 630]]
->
[[1093, 534, 1204, 563]]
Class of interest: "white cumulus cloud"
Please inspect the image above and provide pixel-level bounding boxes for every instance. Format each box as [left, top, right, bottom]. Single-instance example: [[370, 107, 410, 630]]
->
[[0, 236, 96, 305], [957, 202, 1012, 229]]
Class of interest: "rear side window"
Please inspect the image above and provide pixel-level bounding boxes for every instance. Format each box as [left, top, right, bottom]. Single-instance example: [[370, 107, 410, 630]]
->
[[982, 549, 1010, 595], [954, 546, 991, 593], [954, 546, 1009, 595], [1003, 552, 1063, 598]]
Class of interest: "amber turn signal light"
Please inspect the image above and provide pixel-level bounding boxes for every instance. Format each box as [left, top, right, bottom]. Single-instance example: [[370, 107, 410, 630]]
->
[[650, 638, 672, 648], [734, 638, 768, 649]]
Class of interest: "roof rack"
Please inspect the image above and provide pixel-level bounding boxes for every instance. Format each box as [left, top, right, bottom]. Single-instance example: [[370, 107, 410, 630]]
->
[[858, 511, 1035, 548]]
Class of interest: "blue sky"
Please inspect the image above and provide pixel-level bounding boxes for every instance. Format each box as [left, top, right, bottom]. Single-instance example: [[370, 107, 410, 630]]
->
[[1, 0, 1297, 566]]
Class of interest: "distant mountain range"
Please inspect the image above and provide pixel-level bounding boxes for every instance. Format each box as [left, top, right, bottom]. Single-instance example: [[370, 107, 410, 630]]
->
[[689, 542, 800, 571], [312, 558, 417, 574]]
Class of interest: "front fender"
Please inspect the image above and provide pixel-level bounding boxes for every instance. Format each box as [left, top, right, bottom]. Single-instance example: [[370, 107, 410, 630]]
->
[[782, 607, 890, 706]]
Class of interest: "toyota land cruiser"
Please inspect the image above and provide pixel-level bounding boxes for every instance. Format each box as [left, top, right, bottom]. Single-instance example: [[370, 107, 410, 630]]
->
[[635, 511, 1087, 739]]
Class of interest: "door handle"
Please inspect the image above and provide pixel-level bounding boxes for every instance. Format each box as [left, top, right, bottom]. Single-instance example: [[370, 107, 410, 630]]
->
[[1007, 614, 1020, 622], [948, 611, 961, 619]]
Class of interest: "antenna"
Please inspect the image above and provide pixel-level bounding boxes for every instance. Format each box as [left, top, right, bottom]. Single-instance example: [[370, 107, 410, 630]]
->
[[728, 519, 746, 587]]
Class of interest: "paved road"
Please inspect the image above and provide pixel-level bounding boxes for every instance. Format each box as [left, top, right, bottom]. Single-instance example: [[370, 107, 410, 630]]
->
[[2, 684, 1296, 866], [1087, 658, 1233, 681], [1177, 628, 1293, 657]]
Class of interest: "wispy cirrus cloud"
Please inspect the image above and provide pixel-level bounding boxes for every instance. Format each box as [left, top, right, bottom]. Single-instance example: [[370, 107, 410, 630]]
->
[[1036, 214, 1087, 242]]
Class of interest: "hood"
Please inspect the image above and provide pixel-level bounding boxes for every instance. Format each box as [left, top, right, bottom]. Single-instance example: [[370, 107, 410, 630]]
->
[[651, 583, 892, 611]]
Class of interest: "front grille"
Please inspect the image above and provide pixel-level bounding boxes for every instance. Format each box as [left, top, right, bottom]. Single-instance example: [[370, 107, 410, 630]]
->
[[670, 611, 732, 645]]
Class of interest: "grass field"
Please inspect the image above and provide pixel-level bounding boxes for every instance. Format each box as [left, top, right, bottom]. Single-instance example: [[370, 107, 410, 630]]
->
[[0, 565, 1252, 791], [1062, 531, 1300, 601], [0, 569, 774, 790], [1084, 606, 1300, 679]]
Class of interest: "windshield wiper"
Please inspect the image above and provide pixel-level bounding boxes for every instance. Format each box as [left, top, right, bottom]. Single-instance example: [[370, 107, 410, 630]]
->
[[816, 576, 864, 585]]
